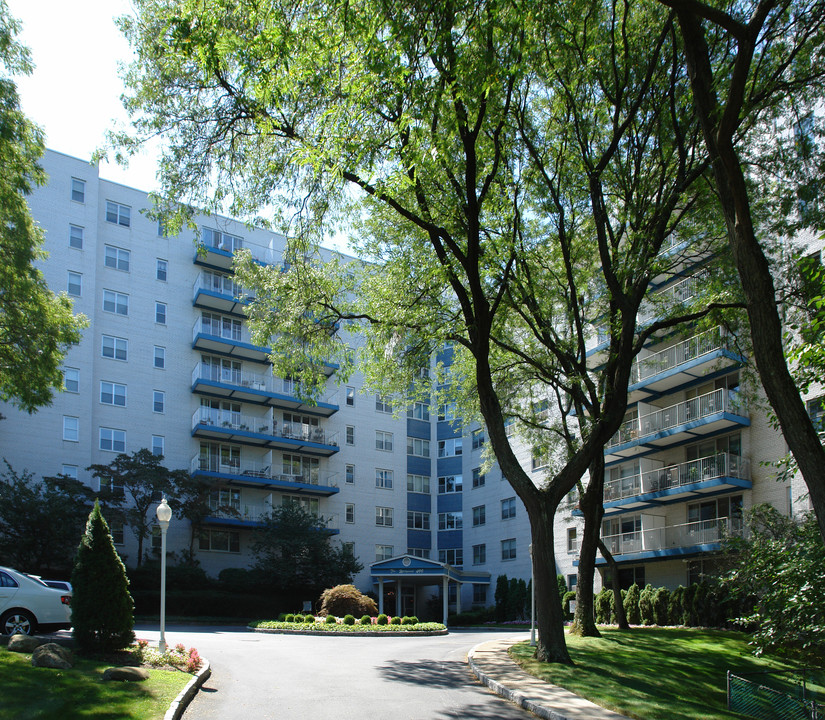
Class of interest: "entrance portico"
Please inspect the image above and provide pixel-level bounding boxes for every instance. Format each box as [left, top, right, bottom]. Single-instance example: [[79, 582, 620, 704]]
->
[[370, 555, 490, 626]]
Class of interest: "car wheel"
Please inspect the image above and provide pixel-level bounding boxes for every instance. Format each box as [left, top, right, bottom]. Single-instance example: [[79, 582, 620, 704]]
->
[[1, 610, 36, 635]]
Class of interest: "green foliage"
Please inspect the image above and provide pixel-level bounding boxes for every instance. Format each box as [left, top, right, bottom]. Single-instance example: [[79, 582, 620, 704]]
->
[[251, 504, 362, 603], [401, 616, 415, 626], [653, 587, 671, 626], [683, 584, 699, 627], [303, 614, 315, 624], [639, 585, 656, 625], [390, 616, 402, 625], [506, 577, 528, 621], [318, 584, 377, 618], [0, 462, 97, 575], [562, 591, 577, 621], [723, 505, 825, 665], [669, 586, 685, 626], [342, 614, 355, 625], [557, 575, 568, 604], [595, 588, 613, 625], [359, 615, 372, 626], [624, 584, 642, 625], [376, 614, 388, 625], [71, 501, 134, 652], [448, 608, 494, 626], [325, 614, 337, 624], [284, 614, 295, 623], [494, 575, 509, 623], [0, 2, 85, 413]]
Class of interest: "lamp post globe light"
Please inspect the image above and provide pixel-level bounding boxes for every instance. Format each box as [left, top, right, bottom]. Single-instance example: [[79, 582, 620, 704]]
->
[[156, 497, 172, 653]]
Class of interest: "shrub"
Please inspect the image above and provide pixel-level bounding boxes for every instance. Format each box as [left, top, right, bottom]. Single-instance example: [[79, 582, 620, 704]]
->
[[359, 615, 372, 625], [448, 608, 493, 626], [325, 614, 338, 624], [304, 614, 315, 623], [376, 614, 388, 625], [319, 584, 378, 618], [390, 616, 402, 625], [343, 614, 356, 625], [653, 587, 671, 625], [669, 586, 685, 625], [624, 583, 641, 625], [562, 590, 576, 620], [401, 616, 415, 625], [639, 584, 656, 625], [595, 588, 612, 624], [408, 616, 419, 625], [683, 583, 699, 626], [285, 614, 295, 623], [71, 501, 134, 652]]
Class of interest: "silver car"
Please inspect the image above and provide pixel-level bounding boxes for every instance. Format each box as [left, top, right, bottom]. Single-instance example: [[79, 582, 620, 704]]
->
[[0, 566, 72, 635]]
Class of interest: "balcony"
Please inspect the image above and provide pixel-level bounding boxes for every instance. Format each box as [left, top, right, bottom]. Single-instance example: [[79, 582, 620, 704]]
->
[[202, 503, 339, 533], [191, 408, 339, 456], [628, 327, 741, 400], [602, 453, 752, 516], [605, 388, 749, 462], [597, 516, 743, 564], [192, 317, 270, 362], [191, 363, 338, 416], [190, 455, 339, 495], [192, 272, 252, 315], [194, 235, 283, 272]]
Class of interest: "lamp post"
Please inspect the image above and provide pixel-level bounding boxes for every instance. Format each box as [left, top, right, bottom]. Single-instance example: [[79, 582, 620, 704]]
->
[[156, 497, 172, 653], [529, 543, 536, 647]]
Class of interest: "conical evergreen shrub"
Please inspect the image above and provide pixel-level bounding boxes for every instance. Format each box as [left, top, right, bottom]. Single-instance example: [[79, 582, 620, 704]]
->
[[71, 500, 134, 652]]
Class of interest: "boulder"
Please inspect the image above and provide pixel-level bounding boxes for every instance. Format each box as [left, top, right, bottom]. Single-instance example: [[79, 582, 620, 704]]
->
[[102, 666, 150, 682], [31, 643, 73, 669], [8, 634, 45, 653]]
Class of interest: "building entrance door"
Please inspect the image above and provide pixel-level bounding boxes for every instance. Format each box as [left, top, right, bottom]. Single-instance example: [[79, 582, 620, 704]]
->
[[401, 587, 415, 617]]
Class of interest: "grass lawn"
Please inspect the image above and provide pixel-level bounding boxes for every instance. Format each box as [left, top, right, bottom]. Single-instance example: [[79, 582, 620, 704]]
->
[[509, 627, 825, 720], [0, 649, 192, 720]]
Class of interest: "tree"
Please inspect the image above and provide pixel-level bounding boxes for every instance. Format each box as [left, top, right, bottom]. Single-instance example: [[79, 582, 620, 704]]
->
[[723, 504, 825, 665], [87, 449, 194, 567], [0, 462, 97, 575], [0, 2, 85, 413], [657, 0, 825, 543], [251, 502, 363, 606], [117, 0, 738, 662], [71, 500, 135, 652]]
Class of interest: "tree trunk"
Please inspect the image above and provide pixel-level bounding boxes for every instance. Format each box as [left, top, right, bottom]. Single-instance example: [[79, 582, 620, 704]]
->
[[598, 539, 630, 630], [570, 456, 605, 637], [673, 6, 825, 546]]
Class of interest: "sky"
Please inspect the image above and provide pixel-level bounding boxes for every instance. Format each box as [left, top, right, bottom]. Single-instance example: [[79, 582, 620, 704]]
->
[[7, 0, 163, 192]]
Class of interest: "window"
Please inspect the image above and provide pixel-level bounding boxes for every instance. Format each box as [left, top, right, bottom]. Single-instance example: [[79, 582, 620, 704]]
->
[[282, 495, 320, 515], [63, 368, 79, 393], [501, 497, 516, 520], [346, 426, 355, 445], [807, 396, 825, 431], [282, 454, 320, 483], [531, 447, 549, 471], [153, 390, 165, 413], [375, 468, 393, 489], [63, 416, 78, 442], [99, 427, 126, 452], [438, 402, 457, 422], [346, 386, 355, 406], [407, 401, 430, 421], [472, 544, 486, 565], [407, 511, 430, 530], [375, 430, 393, 451], [407, 436, 430, 457], [376, 395, 393, 413], [567, 527, 578, 553], [407, 474, 430, 494], [199, 529, 240, 553], [152, 435, 165, 457], [438, 438, 463, 457], [155, 302, 167, 325], [103, 289, 129, 316], [69, 224, 83, 249], [156, 259, 168, 281], [202, 227, 243, 252], [472, 505, 486, 527], [61, 464, 78, 479], [345, 464, 355, 484], [102, 335, 128, 361], [110, 522, 125, 546], [407, 547, 431, 559], [471, 428, 485, 449], [345, 503, 355, 523], [375, 545, 394, 561], [104, 245, 130, 271], [438, 511, 463, 530], [71, 177, 85, 203], [100, 381, 127, 407], [67, 271, 82, 297], [439, 548, 463, 566], [209, 488, 241, 511], [501, 538, 517, 560], [153, 346, 165, 369], [438, 474, 463, 494], [106, 201, 131, 227], [472, 467, 485, 488], [567, 574, 577, 590], [473, 584, 487, 603], [376, 506, 394, 527]]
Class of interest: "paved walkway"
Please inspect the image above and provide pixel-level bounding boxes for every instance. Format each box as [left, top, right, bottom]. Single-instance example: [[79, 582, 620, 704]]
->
[[468, 637, 631, 720]]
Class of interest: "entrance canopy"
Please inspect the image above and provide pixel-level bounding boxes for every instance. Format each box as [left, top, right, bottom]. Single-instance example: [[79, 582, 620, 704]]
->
[[369, 555, 490, 625]]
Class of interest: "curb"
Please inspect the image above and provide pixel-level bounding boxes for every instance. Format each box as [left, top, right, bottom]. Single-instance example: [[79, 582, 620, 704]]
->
[[250, 627, 448, 637], [467, 643, 568, 720], [163, 658, 211, 720]]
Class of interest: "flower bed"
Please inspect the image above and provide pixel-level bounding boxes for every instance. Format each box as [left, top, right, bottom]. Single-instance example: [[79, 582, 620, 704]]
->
[[128, 639, 203, 673], [249, 618, 446, 633]]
